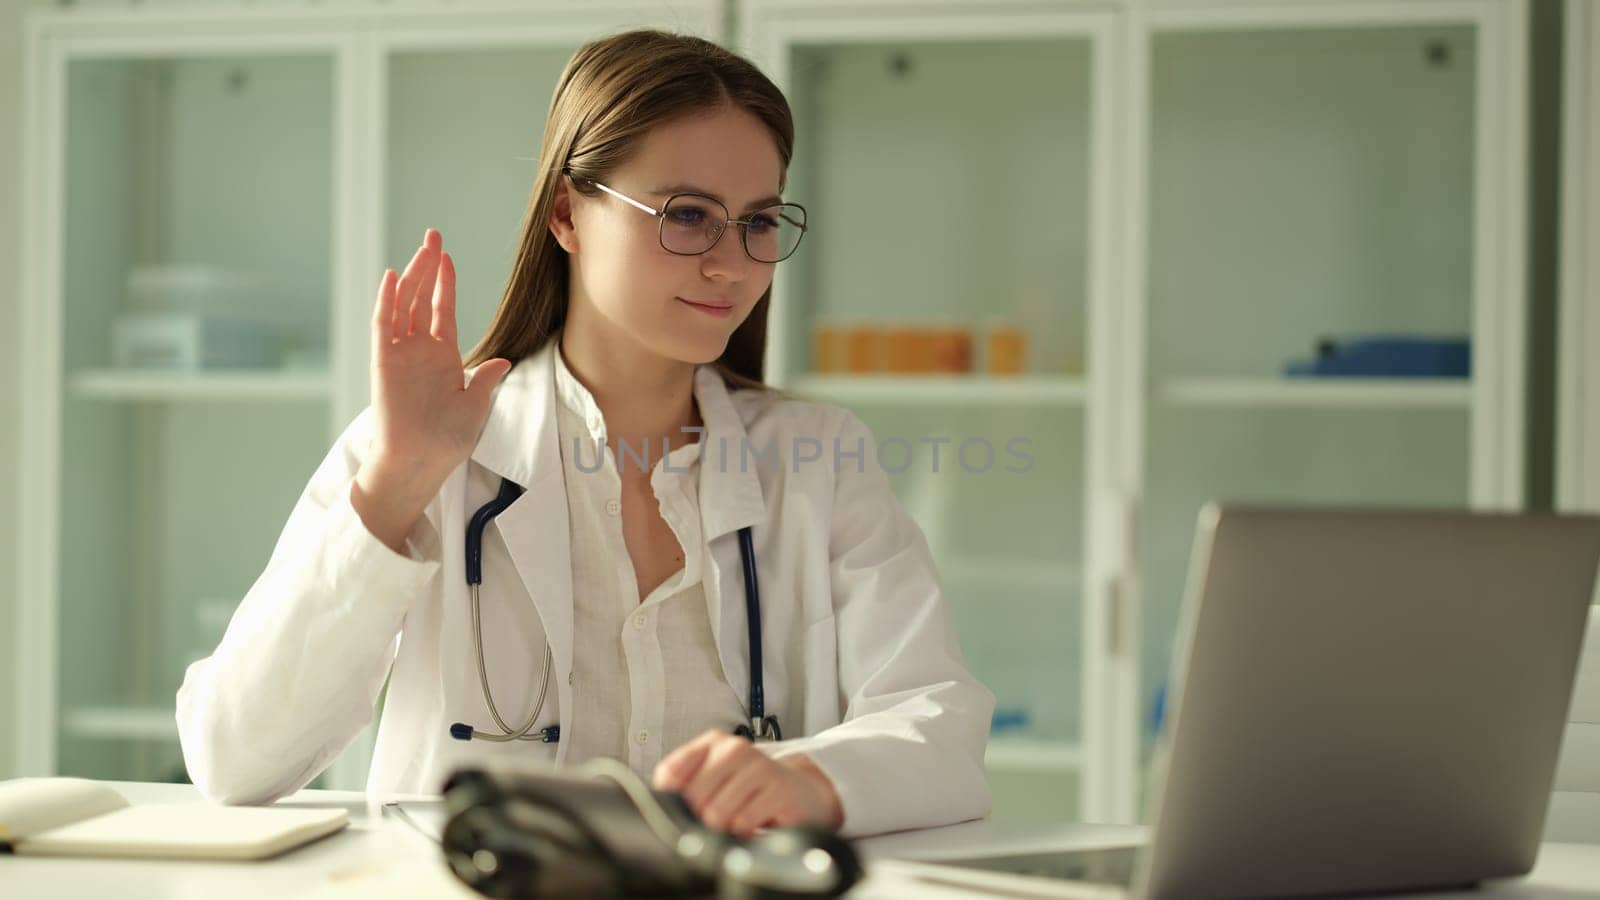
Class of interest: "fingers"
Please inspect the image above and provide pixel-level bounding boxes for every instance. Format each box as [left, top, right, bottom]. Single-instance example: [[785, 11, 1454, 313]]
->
[[432, 250, 458, 347], [699, 761, 773, 833], [392, 229, 440, 340], [466, 358, 512, 407], [392, 241, 427, 341], [371, 269, 397, 358], [672, 735, 760, 816], [654, 731, 718, 792], [727, 784, 784, 837], [406, 229, 444, 337]]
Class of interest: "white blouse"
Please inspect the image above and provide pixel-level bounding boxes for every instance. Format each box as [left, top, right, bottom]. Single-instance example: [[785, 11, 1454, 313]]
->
[[551, 346, 749, 775]]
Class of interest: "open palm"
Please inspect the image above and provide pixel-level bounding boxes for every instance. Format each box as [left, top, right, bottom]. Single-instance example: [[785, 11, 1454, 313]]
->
[[368, 229, 511, 476]]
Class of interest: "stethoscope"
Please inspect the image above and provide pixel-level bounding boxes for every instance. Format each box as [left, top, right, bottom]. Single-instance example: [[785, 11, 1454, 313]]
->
[[449, 477, 783, 746]]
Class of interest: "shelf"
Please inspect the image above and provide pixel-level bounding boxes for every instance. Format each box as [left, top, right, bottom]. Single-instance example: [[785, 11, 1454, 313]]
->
[[1159, 377, 1472, 409], [787, 374, 1087, 406], [942, 559, 1082, 595], [985, 737, 1083, 773], [62, 707, 179, 741], [69, 369, 332, 402]]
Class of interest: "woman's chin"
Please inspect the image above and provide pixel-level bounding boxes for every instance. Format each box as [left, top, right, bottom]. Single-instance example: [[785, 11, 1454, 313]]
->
[[659, 330, 733, 367]]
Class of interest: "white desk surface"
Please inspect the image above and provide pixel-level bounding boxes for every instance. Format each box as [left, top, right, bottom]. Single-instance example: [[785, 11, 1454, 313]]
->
[[2, 781, 1598, 900]]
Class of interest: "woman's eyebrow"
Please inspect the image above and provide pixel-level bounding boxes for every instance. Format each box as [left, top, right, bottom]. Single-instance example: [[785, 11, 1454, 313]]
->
[[650, 183, 783, 213]]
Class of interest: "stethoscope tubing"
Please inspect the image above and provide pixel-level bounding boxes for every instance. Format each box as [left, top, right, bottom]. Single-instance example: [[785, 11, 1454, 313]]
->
[[735, 526, 781, 742], [453, 478, 778, 745]]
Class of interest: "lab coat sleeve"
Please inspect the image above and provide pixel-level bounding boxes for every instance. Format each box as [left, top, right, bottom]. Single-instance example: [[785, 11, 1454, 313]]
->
[[175, 408, 443, 805], [759, 409, 995, 837]]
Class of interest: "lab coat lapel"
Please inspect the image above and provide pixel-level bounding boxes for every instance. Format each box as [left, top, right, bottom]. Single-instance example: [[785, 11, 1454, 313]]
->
[[468, 342, 575, 687], [694, 367, 767, 711]]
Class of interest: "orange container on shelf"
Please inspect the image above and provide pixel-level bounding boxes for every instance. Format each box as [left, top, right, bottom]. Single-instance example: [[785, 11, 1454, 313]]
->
[[812, 323, 848, 374], [829, 323, 975, 375], [930, 327, 973, 374], [884, 326, 923, 374], [845, 325, 886, 374], [919, 329, 945, 373], [986, 325, 1027, 375]]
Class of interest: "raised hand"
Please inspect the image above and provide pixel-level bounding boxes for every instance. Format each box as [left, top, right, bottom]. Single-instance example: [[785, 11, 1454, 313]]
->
[[352, 229, 512, 553]]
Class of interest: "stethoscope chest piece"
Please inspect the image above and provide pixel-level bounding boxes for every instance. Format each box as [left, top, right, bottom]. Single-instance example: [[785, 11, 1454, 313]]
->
[[734, 715, 782, 743]]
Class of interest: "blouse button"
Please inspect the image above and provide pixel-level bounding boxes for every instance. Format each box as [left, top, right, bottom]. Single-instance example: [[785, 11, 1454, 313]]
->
[[634, 613, 648, 629], [605, 498, 620, 516], [636, 730, 650, 744]]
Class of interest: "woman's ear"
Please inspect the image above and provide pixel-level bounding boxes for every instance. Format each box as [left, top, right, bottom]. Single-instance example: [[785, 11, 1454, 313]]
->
[[548, 178, 579, 254]]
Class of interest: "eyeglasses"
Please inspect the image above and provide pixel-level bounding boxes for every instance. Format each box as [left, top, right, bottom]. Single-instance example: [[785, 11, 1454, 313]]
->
[[565, 170, 808, 264]]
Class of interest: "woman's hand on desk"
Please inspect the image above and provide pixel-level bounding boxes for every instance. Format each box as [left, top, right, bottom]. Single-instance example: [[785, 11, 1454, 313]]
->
[[653, 730, 844, 838], [353, 229, 512, 553]]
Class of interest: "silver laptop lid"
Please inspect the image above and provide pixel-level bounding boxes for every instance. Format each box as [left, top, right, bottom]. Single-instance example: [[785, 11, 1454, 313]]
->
[[1138, 505, 1600, 900]]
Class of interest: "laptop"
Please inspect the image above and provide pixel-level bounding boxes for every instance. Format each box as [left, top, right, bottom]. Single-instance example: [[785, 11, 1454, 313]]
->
[[892, 504, 1600, 900]]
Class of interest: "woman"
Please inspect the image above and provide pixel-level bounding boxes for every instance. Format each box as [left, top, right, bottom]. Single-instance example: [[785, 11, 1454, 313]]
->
[[176, 28, 993, 839]]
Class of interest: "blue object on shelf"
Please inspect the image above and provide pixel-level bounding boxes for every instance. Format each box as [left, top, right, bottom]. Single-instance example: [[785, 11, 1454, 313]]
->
[[1284, 336, 1470, 378], [1150, 682, 1167, 737], [991, 708, 1032, 735]]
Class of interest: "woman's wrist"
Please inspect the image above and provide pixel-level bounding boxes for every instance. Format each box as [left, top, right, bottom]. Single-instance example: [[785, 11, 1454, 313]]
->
[[351, 453, 447, 554], [779, 753, 844, 829]]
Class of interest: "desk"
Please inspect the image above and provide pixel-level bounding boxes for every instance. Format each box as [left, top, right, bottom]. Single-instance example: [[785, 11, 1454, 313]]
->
[[2, 782, 1598, 899]]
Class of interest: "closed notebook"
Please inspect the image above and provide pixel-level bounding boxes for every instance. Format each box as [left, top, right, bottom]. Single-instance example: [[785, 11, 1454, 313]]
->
[[0, 777, 348, 860]]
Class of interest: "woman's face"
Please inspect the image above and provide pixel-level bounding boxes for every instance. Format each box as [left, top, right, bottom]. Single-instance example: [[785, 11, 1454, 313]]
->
[[556, 103, 785, 367]]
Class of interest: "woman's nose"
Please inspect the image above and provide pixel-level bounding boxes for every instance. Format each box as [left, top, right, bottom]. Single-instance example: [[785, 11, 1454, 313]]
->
[[699, 225, 754, 281]]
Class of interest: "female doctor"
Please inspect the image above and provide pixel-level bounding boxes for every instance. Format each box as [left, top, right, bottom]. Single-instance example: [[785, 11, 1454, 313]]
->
[[175, 29, 994, 839]]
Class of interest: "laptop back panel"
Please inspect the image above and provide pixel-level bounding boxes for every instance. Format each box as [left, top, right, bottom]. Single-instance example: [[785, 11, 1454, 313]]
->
[[1138, 506, 1600, 900]]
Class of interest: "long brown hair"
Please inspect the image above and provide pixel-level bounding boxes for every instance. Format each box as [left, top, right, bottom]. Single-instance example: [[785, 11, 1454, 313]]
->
[[465, 29, 794, 391]]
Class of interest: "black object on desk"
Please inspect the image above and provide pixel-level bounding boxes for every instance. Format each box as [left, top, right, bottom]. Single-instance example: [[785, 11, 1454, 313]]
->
[[439, 761, 862, 900]]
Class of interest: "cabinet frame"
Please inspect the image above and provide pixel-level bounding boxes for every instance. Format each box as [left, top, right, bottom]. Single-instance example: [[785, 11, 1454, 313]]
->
[[1121, 0, 1528, 827], [744, 0, 1529, 825], [16, 0, 1533, 816], [1561, 0, 1600, 515], [1126, 0, 1528, 509], [740, 0, 1136, 823], [15, 0, 723, 787]]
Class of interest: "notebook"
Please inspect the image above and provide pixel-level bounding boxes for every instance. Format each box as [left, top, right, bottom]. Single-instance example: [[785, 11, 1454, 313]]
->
[[0, 777, 349, 860]]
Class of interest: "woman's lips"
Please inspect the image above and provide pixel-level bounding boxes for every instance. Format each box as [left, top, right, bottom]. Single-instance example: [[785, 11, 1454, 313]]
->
[[678, 297, 734, 318]]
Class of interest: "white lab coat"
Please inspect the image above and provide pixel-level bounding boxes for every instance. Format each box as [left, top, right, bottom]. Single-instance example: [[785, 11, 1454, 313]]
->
[[176, 339, 994, 837]]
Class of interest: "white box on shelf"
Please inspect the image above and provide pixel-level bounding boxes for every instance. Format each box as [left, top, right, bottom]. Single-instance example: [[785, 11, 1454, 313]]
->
[[111, 312, 283, 370], [126, 264, 262, 317], [124, 263, 305, 333]]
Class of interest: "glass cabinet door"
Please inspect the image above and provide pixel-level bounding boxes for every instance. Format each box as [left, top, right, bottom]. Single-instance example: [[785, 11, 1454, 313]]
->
[[383, 43, 578, 356], [767, 21, 1110, 821], [779, 38, 1094, 388], [55, 51, 338, 782], [1135, 13, 1519, 812]]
